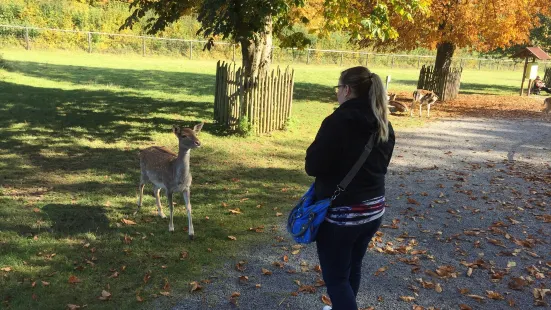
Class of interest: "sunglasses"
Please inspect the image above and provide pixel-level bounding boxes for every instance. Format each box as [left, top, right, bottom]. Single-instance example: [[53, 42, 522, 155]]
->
[[333, 84, 346, 93]]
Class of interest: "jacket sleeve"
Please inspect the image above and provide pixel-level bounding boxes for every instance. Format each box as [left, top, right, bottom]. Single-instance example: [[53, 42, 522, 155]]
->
[[305, 114, 346, 177]]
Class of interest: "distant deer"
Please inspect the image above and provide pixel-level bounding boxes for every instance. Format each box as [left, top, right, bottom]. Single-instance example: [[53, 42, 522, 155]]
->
[[136, 123, 203, 239], [411, 89, 439, 117]]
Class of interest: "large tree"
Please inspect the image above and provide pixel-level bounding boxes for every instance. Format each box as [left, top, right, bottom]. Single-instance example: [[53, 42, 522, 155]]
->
[[355, 0, 551, 72], [120, 0, 426, 78]]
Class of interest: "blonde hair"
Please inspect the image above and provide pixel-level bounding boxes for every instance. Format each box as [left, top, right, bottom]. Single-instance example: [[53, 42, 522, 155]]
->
[[340, 66, 389, 142]]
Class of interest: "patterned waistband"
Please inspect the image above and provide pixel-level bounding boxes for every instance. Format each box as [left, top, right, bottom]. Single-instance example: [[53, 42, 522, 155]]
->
[[326, 196, 385, 226]]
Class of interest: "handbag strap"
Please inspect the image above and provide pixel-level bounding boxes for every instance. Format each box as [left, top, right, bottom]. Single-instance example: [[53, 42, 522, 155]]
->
[[332, 133, 377, 200]]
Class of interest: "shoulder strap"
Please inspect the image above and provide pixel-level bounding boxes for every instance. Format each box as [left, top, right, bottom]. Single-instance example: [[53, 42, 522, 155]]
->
[[332, 133, 377, 199]]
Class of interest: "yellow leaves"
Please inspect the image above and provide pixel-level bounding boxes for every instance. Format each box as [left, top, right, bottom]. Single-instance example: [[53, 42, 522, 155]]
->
[[68, 275, 82, 284], [97, 290, 111, 301], [434, 265, 457, 279], [228, 209, 242, 214]]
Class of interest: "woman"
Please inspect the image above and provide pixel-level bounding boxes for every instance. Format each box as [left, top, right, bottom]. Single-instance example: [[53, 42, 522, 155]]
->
[[305, 66, 395, 310], [533, 76, 551, 94]]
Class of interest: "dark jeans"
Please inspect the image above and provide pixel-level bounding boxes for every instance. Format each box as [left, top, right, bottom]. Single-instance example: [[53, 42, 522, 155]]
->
[[534, 86, 551, 94], [316, 217, 383, 310]]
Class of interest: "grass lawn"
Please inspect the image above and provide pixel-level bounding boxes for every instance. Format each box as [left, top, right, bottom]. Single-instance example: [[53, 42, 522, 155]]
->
[[0, 49, 534, 309]]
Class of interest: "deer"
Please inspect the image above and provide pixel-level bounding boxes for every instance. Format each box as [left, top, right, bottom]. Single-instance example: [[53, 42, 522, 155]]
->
[[136, 123, 203, 239], [411, 89, 439, 117]]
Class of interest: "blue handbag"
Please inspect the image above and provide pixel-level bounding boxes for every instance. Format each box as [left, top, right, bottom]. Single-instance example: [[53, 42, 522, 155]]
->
[[287, 135, 376, 244]]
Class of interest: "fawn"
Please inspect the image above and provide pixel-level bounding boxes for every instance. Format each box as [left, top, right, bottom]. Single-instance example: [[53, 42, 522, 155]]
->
[[136, 123, 203, 239], [411, 89, 439, 117]]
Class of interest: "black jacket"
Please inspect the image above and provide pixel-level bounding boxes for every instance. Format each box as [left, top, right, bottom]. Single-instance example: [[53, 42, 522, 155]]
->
[[305, 97, 395, 206]]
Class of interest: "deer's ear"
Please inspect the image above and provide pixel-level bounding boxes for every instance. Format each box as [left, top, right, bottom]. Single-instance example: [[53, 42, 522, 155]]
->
[[193, 122, 204, 134], [173, 125, 181, 136]]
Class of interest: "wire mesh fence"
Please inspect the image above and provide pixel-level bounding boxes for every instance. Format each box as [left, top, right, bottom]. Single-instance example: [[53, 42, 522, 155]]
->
[[1, 24, 550, 71]]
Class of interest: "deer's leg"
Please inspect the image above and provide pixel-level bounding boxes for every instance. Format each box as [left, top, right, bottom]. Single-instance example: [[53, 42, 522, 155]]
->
[[427, 104, 431, 118], [419, 104, 422, 117], [167, 191, 174, 232], [136, 182, 145, 215], [183, 188, 194, 240], [154, 187, 166, 218]]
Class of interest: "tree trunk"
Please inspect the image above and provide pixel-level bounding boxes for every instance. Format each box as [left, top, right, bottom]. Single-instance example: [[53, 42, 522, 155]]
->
[[240, 16, 272, 79], [434, 41, 455, 72]]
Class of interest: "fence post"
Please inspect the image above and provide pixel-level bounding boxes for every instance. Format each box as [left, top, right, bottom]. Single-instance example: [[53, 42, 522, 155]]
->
[[385, 75, 391, 90], [232, 44, 235, 62], [87, 32, 92, 53], [189, 41, 193, 59], [25, 27, 30, 50], [365, 53, 369, 66], [418, 56, 421, 69], [142, 37, 146, 56], [306, 49, 310, 64], [340, 52, 343, 66]]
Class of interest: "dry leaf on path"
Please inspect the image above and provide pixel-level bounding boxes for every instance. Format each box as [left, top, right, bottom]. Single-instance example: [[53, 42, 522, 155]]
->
[[400, 296, 416, 302], [261, 268, 272, 275], [190, 281, 202, 292], [321, 295, 332, 306], [98, 290, 111, 301]]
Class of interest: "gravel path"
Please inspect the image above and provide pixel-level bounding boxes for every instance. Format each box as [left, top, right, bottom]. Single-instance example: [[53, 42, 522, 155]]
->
[[173, 117, 551, 310]]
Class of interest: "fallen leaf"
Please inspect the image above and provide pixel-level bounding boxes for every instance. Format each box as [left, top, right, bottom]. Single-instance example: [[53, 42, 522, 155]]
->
[[298, 285, 316, 293], [231, 292, 241, 298], [400, 296, 416, 302], [190, 281, 202, 292], [291, 249, 300, 255], [255, 284, 261, 288], [163, 278, 171, 292], [508, 277, 528, 290], [109, 271, 119, 278], [68, 275, 81, 284], [407, 198, 420, 205], [228, 236, 237, 241], [136, 295, 144, 302], [459, 288, 470, 295], [1, 267, 12, 272], [41, 281, 50, 286], [121, 219, 136, 225], [466, 294, 486, 303], [143, 271, 151, 284], [236, 261, 247, 272], [159, 291, 170, 296], [486, 291, 504, 300], [261, 268, 272, 275], [282, 255, 289, 262], [238, 276, 249, 282], [67, 304, 81, 310], [459, 305, 472, 310], [435, 283, 443, 293], [276, 212, 283, 217], [321, 295, 332, 306], [229, 209, 242, 214], [98, 290, 111, 301], [180, 251, 189, 260], [375, 266, 388, 276]]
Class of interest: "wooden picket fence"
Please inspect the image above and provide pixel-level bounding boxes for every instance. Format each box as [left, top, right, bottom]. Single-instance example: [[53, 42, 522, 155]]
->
[[544, 67, 551, 86], [417, 65, 463, 101], [214, 61, 295, 134]]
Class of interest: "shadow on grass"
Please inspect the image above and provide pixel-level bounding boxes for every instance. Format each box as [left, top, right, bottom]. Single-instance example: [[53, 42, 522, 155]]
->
[[459, 82, 518, 95]]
